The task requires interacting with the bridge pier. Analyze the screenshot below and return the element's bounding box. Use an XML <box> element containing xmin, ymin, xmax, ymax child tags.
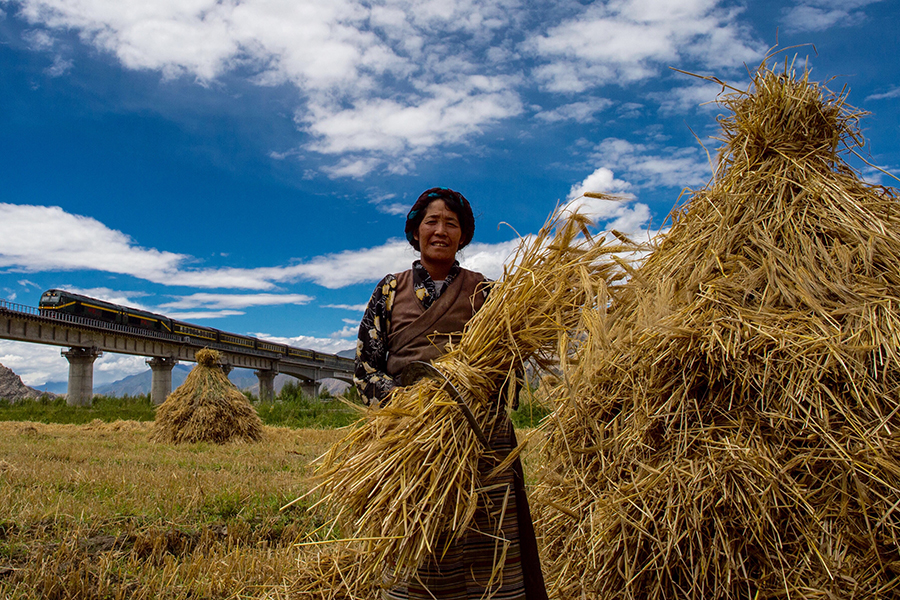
<box><xmin>255</xmin><ymin>369</ymin><xmax>276</xmax><ymax>402</ymax></box>
<box><xmin>220</xmin><ymin>363</ymin><xmax>233</xmax><ymax>376</ymax></box>
<box><xmin>147</xmin><ymin>357</ymin><xmax>178</xmax><ymax>405</ymax></box>
<box><xmin>63</xmin><ymin>347</ymin><xmax>101</xmax><ymax>407</ymax></box>
<box><xmin>300</xmin><ymin>379</ymin><xmax>318</xmax><ymax>399</ymax></box>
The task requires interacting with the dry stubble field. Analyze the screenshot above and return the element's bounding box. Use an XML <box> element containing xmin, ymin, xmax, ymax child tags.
<box><xmin>0</xmin><ymin>419</ymin><xmax>542</xmax><ymax>599</ymax></box>
<box><xmin>0</xmin><ymin>419</ymin><xmax>352</xmax><ymax>599</ymax></box>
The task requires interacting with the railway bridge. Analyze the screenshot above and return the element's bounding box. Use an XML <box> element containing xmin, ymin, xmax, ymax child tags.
<box><xmin>0</xmin><ymin>298</ymin><xmax>354</xmax><ymax>406</ymax></box>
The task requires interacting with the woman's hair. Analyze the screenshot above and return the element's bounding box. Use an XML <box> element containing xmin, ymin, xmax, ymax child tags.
<box><xmin>404</xmin><ymin>187</ymin><xmax>475</xmax><ymax>251</ymax></box>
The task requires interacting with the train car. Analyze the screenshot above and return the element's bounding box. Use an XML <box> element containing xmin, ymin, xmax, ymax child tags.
<box><xmin>256</xmin><ymin>339</ymin><xmax>286</xmax><ymax>354</ymax></box>
<box><xmin>39</xmin><ymin>289</ymin><xmax>174</xmax><ymax>333</ymax></box>
<box><xmin>218</xmin><ymin>331</ymin><xmax>256</xmax><ymax>350</ymax></box>
<box><xmin>286</xmin><ymin>346</ymin><xmax>316</xmax><ymax>360</ymax></box>
<box><xmin>171</xmin><ymin>320</ymin><xmax>219</xmax><ymax>344</ymax></box>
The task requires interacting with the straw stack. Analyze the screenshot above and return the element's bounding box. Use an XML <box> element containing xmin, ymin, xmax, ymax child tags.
<box><xmin>152</xmin><ymin>348</ymin><xmax>263</xmax><ymax>444</ymax></box>
<box><xmin>534</xmin><ymin>63</ymin><xmax>900</xmax><ymax>598</ymax></box>
<box><xmin>306</xmin><ymin>214</ymin><xmax>631</xmax><ymax>589</ymax></box>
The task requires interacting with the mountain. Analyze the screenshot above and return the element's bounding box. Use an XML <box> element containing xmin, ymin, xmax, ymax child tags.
<box><xmin>33</xmin><ymin>380</ymin><xmax>68</xmax><ymax>395</ymax></box>
<box><xmin>93</xmin><ymin>363</ymin><xmax>354</xmax><ymax>398</ymax></box>
<box><xmin>93</xmin><ymin>364</ymin><xmax>193</xmax><ymax>396</ymax></box>
<box><xmin>0</xmin><ymin>362</ymin><xmax>55</xmax><ymax>401</ymax></box>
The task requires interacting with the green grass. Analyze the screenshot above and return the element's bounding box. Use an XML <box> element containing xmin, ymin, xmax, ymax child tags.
<box><xmin>0</xmin><ymin>382</ymin><xmax>362</xmax><ymax>428</ymax></box>
<box><xmin>255</xmin><ymin>381</ymin><xmax>362</xmax><ymax>428</ymax></box>
<box><xmin>0</xmin><ymin>394</ymin><xmax>156</xmax><ymax>424</ymax></box>
<box><xmin>1</xmin><ymin>380</ymin><xmax>547</xmax><ymax>429</ymax></box>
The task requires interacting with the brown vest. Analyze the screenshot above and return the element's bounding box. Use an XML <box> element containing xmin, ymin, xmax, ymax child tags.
<box><xmin>385</xmin><ymin>268</ymin><xmax>486</xmax><ymax>376</ymax></box>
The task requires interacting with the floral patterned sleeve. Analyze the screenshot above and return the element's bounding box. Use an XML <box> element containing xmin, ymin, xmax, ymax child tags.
<box><xmin>354</xmin><ymin>274</ymin><xmax>398</xmax><ymax>405</ymax></box>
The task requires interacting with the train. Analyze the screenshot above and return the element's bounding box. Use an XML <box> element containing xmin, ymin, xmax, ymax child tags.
<box><xmin>38</xmin><ymin>288</ymin><xmax>327</xmax><ymax>362</ymax></box>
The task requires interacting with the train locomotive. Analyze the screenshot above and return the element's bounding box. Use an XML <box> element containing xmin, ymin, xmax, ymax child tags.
<box><xmin>38</xmin><ymin>289</ymin><xmax>320</xmax><ymax>361</ymax></box>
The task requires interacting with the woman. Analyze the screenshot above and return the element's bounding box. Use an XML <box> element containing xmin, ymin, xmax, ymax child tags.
<box><xmin>355</xmin><ymin>187</ymin><xmax>547</xmax><ymax>600</ymax></box>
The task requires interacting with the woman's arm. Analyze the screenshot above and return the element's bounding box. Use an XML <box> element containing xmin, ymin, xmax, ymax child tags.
<box><xmin>353</xmin><ymin>274</ymin><xmax>398</xmax><ymax>405</ymax></box>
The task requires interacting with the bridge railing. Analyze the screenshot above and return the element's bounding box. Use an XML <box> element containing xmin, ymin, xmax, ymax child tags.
<box><xmin>0</xmin><ymin>298</ymin><xmax>42</xmax><ymax>316</ymax></box>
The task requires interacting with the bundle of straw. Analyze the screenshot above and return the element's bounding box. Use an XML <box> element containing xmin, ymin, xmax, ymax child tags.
<box><xmin>152</xmin><ymin>348</ymin><xmax>263</xmax><ymax>444</ymax></box>
<box><xmin>534</xmin><ymin>61</ymin><xmax>900</xmax><ymax>599</ymax></box>
<box><xmin>306</xmin><ymin>214</ymin><xmax>631</xmax><ymax>588</ymax></box>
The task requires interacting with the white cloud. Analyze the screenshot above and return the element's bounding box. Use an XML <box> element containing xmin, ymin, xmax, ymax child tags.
<box><xmin>44</xmin><ymin>55</ymin><xmax>73</xmax><ymax>76</ymax></box>
<box><xmin>525</xmin><ymin>0</ymin><xmax>763</xmax><ymax>92</ymax></box>
<box><xmin>5</xmin><ymin>0</ymin><xmax>766</xmax><ymax>176</ymax></box>
<box><xmin>566</xmin><ymin>167</ymin><xmax>631</xmax><ymax>200</ymax></box>
<box><xmin>535</xmin><ymin>98</ymin><xmax>614</xmax><ymax>123</ymax></box>
<box><xmin>0</xmin><ymin>203</ymin><xmax>187</xmax><ymax>280</ymax></box>
<box><xmin>0</xmin><ymin>205</ymin><xmax>301</xmax><ymax>292</ymax></box>
<box><xmin>589</xmin><ymin>138</ymin><xmax>711</xmax><ymax>189</ymax></box>
<box><xmin>159</xmin><ymin>293</ymin><xmax>313</xmax><ymax>310</ymax></box>
<box><xmin>458</xmin><ymin>239</ymin><xmax>522</xmax><ymax>280</ymax></box>
<box><xmin>93</xmin><ymin>353</ymin><xmax>150</xmax><ymax>383</ymax></box>
<box><xmin>866</xmin><ymin>87</ymin><xmax>900</xmax><ymax>102</ymax></box>
<box><xmin>0</xmin><ymin>340</ymin><xmax>148</xmax><ymax>386</ymax></box>
<box><xmin>7</xmin><ymin>0</ymin><xmax>525</xmax><ymax>175</ymax></box>
<box><xmin>330</xmin><ymin>325</ymin><xmax>358</xmax><ymax>339</ymax></box>
<box><xmin>560</xmin><ymin>172</ymin><xmax>652</xmax><ymax>239</ymax></box>
<box><xmin>22</xmin><ymin>27</ymin><xmax>54</xmax><ymax>50</ymax></box>
<box><xmin>165</xmin><ymin>310</ymin><xmax>245</xmax><ymax>320</ymax></box>
<box><xmin>0</xmin><ymin>340</ymin><xmax>68</xmax><ymax>386</ymax></box>
<box><xmin>781</xmin><ymin>0</ymin><xmax>882</xmax><ymax>33</ymax></box>
<box><xmin>650</xmin><ymin>81</ymin><xmax>729</xmax><ymax>115</ymax></box>
<box><xmin>303</xmin><ymin>85</ymin><xmax>523</xmax><ymax>158</ymax></box>
<box><xmin>324</xmin><ymin>303</ymin><xmax>369</xmax><ymax>311</ymax></box>
<box><xmin>249</xmin><ymin>332</ymin><xmax>354</xmax><ymax>354</ymax></box>
<box><xmin>0</xmin><ymin>202</ymin><xmax>535</xmax><ymax>291</ymax></box>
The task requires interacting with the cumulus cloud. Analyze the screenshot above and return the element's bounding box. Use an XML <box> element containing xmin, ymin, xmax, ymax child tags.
<box><xmin>866</xmin><ymin>87</ymin><xmax>900</xmax><ymax>102</ymax></box>
<box><xmin>0</xmin><ymin>339</ymin><xmax>148</xmax><ymax>386</ymax></box>
<box><xmin>164</xmin><ymin>310</ymin><xmax>245</xmax><ymax>320</ymax></box>
<box><xmin>0</xmin><ymin>202</ymin><xmax>532</xmax><ymax>291</ymax></box>
<box><xmin>159</xmin><ymin>293</ymin><xmax>314</xmax><ymax>310</ymax></box>
<box><xmin>650</xmin><ymin>80</ymin><xmax>730</xmax><ymax>115</ymax></box>
<box><xmin>0</xmin><ymin>203</ymin><xmax>186</xmax><ymax>278</ymax></box>
<box><xmin>781</xmin><ymin>0</ymin><xmax>882</xmax><ymax>32</ymax></box>
<box><xmin>525</xmin><ymin>0</ymin><xmax>764</xmax><ymax>93</ymax></box>
<box><xmin>248</xmin><ymin>332</ymin><xmax>355</xmax><ymax>354</ymax></box>
<box><xmin>0</xmin><ymin>340</ymin><xmax>69</xmax><ymax>386</ymax></box>
<box><xmin>324</xmin><ymin>303</ymin><xmax>369</xmax><ymax>312</ymax></box>
<box><xmin>566</xmin><ymin>166</ymin><xmax>631</xmax><ymax>199</ymax></box>
<box><xmin>0</xmin><ymin>203</ymin><xmax>312</xmax><ymax>290</ymax></box>
<box><xmin>558</xmin><ymin>167</ymin><xmax>654</xmax><ymax>239</ymax></box>
<box><xmin>5</xmin><ymin>0</ymin><xmax>764</xmax><ymax>176</ymax></box>
<box><xmin>6</xmin><ymin>0</ymin><xmax>526</xmax><ymax>175</ymax></box>
<box><xmin>535</xmin><ymin>98</ymin><xmax>614</xmax><ymax>123</ymax></box>
<box><xmin>589</xmin><ymin>138</ymin><xmax>711</xmax><ymax>189</ymax></box>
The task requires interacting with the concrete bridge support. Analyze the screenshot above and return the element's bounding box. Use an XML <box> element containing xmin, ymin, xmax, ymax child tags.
<box><xmin>147</xmin><ymin>357</ymin><xmax>178</xmax><ymax>405</ymax></box>
<box><xmin>255</xmin><ymin>369</ymin><xmax>276</xmax><ymax>402</ymax></box>
<box><xmin>300</xmin><ymin>379</ymin><xmax>318</xmax><ymax>399</ymax></box>
<box><xmin>63</xmin><ymin>347</ymin><xmax>101</xmax><ymax>407</ymax></box>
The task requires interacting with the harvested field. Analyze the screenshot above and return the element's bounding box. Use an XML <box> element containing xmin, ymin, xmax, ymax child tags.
<box><xmin>0</xmin><ymin>420</ymin><xmax>543</xmax><ymax>599</ymax></box>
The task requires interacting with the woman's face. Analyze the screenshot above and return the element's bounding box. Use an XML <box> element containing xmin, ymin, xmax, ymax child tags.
<box><xmin>414</xmin><ymin>199</ymin><xmax>462</xmax><ymax>267</ymax></box>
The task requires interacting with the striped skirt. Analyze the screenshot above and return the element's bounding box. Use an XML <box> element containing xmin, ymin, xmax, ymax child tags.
<box><xmin>382</xmin><ymin>416</ymin><xmax>528</xmax><ymax>600</ymax></box>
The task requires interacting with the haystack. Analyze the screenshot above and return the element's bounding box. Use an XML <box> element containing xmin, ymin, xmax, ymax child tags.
<box><xmin>152</xmin><ymin>348</ymin><xmax>263</xmax><ymax>444</ymax></box>
<box><xmin>306</xmin><ymin>215</ymin><xmax>630</xmax><ymax>590</ymax></box>
<box><xmin>534</xmin><ymin>62</ymin><xmax>900</xmax><ymax>598</ymax></box>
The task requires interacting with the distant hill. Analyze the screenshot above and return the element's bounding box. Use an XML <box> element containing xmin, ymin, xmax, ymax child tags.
<box><xmin>0</xmin><ymin>362</ymin><xmax>55</xmax><ymax>401</ymax></box>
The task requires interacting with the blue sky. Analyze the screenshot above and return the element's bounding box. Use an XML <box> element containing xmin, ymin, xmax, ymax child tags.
<box><xmin>1</xmin><ymin>0</ymin><xmax>898</xmax><ymax>387</ymax></box>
